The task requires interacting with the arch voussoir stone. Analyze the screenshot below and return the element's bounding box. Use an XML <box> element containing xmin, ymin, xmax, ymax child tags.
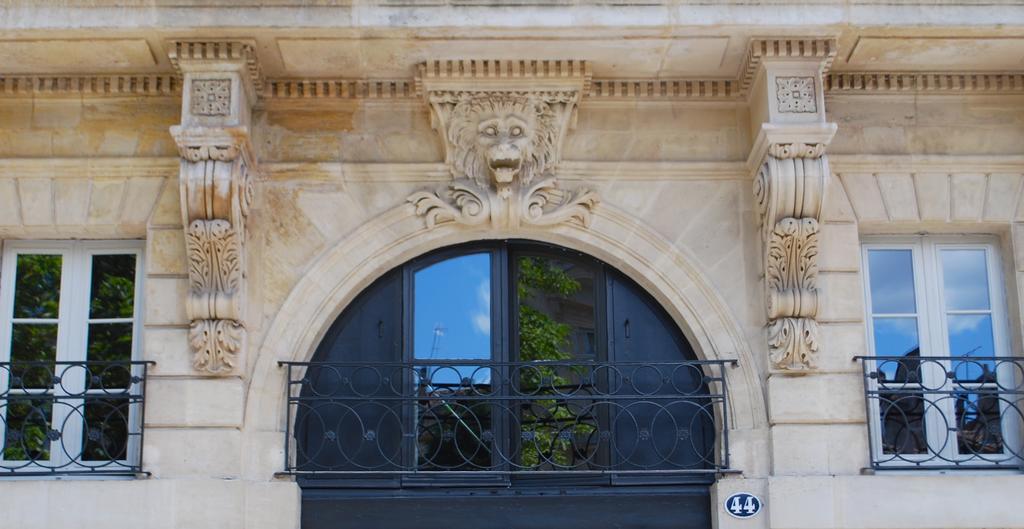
<box><xmin>243</xmin><ymin>202</ymin><xmax>767</xmax><ymax>477</ymax></box>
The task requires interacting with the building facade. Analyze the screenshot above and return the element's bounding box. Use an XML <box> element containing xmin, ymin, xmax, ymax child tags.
<box><xmin>1</xmin><ymin>2</ymin><xmax>1023</xmax><ymax>528</ymax></box>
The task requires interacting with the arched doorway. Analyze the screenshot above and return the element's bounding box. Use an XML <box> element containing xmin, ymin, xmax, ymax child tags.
<box><xmin>287</xmin><ymin>241</ymin><xmax>727</xmax><ymax>529</ymax></box>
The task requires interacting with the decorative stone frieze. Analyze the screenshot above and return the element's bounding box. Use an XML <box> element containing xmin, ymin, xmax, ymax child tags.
<box><xmin>169</xmin><ymin>39</ymin><xmax>260</xmax><ymax>375</ymax></box>
<box><xmin>409</xmin><ymin>60</ymin><xmax>598</xmax><ymax>230</ymax></box>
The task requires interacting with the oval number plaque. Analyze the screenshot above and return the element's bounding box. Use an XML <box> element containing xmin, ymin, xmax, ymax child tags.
<box><xmin>724</xmin><ymin>492</ymin><xmax>762</xmax><ymax>519</ymax></box>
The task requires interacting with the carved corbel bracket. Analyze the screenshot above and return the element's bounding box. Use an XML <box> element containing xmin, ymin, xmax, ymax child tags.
<box><xmin>171</xmin><ymin>126</ymin><xmax>256</xmax><ymax>374</ymax></box>
<box><xmin>752</xmin><ymin>136</ymin><xmax>831</xmax><ymax>371</ymax></box>
<box><xmin>408</xmin><ymin>60</ymin><xmax>599</xmax><ymax>230</ymax></box>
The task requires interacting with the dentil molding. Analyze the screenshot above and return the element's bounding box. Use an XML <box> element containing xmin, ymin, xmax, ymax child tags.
<box><xmin>408</xmin><ymin>60</ymin><xmax>599</xmax><ymax>230</ymax></box>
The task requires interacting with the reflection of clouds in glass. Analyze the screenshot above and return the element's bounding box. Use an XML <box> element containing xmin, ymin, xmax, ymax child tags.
<box><xmin>947</xmin><ymin>314</ymin><xmax>995</xmax><ymax>357</ymax></box>
<box><xmin>868</xmin><ymin>250</ymin><xmax>916</xmax><ymax>314</ymax></box>
<box><xmin>471</xmin><ymin>279</ymin><xmax>490</xmax><ymax>335</ymax></box>
<box><xmin>940</xmin><ymin>250</ymin><xmax>990</xmax><ymax>311</ymax></box>
<box><xmin>873</xmin><ymin>317</ymin><xmax>919</xmax><ymax>357</ymax></box>
<box><xmin>947</xmin><ymin>313</ymin><xmax>986</xmax><ymax>334</ymax></box>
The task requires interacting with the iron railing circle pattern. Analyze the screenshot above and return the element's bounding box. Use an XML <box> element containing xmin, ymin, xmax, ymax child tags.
<box><xmin>282</xmin><ymin>359</ymin><xmax>732</xmax><ymax>478</ymax></box>
<box><xmin>857</xmin><ymin>355</ymin><xmax>1024</xmax><ymax>470</ymax></box>
<box><xmin>0</xmin><ymin>361</ymin><xmax>151</xmax><ymax>476</ymax></box>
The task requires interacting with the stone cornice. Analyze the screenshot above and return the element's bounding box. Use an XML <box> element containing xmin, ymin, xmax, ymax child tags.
<box><xmin>6</xmin><ymin>73</ymin><xmax>1024</xmax><ymax>100</ymax></box>
<box><xmin>740</xmin><ymin>37</ymin><xmax>838</xmax><ymax>94</ymax></box>
<box><xmin>0</xmin><ymin>75</ymin><xmax>181</xmax><ymax>97</ymax></box>
<box><xmin>414</xmin><ymin>59</ymin><xmax>592</xmax><ymax>96</ymax></box>
<box><xmin>825</xmin><ymin>72</ymin><xmax>1024</xmax><ymax>94</ymax></box>
<box><xmin>168</xmin><ymin>39</ymin><xmax>264</xmax><ymax>94</ymax></box>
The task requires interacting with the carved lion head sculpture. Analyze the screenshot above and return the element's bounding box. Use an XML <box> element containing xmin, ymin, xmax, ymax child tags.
<box><xmin>447</xmin><ymin>93</ymin><xmax>558</xmax><ymax>190</ymax></box>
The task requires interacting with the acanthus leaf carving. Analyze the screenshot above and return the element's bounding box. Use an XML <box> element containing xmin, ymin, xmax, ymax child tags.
<box><xmin>190</xmin><ymin>319</ymin><xmax>243</xmax><ymax>374</ymax></box>
<box><xmin>768</xmin><ymin>317</ymin><xmax>819</xmax><ymax>371</ymax></box>
<box><xmin>754</xmin><ymin>142</ymin><xmax>829</xmax><ymax>371</ymax></box>
<box><xmin>172</xmin><ymin>126</ymin><xmax>255</xmax><ymax>375</ymax></box>
<box><xmin>765</xmin><ymin>217</ymin><xmax>819</xmax><ymax>320</ymax></box>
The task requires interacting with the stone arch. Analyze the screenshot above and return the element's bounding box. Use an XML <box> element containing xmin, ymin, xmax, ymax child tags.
<box><xmin>243</xmin><ymin>201</ymin><xmax>767</xmax><ymax>472</ymax></box>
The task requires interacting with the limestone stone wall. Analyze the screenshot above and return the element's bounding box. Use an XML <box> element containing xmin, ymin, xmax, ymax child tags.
<box><xmin>0</xmin><ymin>85</ymin><xmax>1022</xmax><ymax>529</ymax></box>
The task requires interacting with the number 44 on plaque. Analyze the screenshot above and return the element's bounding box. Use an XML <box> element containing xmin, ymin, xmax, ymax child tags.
<box><xmin>724</xmin><ymin>493</ymin><xmax>762</xmax><ymax>519</ymax></box>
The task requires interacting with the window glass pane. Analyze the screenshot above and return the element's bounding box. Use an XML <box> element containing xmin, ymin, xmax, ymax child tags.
<box><xmin>877</xmin><ymin>393</ymin><xmax>929</xmax><ymax>455</ymax></box>
<box><xmin>2</xmin><ymin>398</ymin><xmax>53</xmax><ymax>462</ymax></box>
<box><xmin>10</xmin><ymin>324</ymin><xmax>58</xmax><ymax>389</ymax></box>
<box><xmin>515</xmin><ymin>255</ymin><xmax>600</xmax><ymax>470</ymax></box>
<box><xmin>413</xmin><ymin>253</ymin><xmax>491</xmax><ymax>361</ymax></box>
<box><xmin>867</xmin><ymin>249</ymin><xmax>917</xmax><ymax>314</ymax></box>
<box><xmin>87</xmin><ymin>323</ymin><xmax>134</xmax><ymax>389</ymax></box>
<box><xmin>940</xmin><ymin>249</ymin><xmax>990</xmax><ymax>311</ymax></box>
<box><xmin>954</xmin><ymin>390</ymin><xmax>1004</xmax><ymax>456</ymax></box>
<box><xmin>413</xmin><ymin>253</ymin><xmax>494</xmax><ymax>471</ymax></box>
<box><xmin>948</xmin><ymin>314</ymin><xmax>997</xmax><ymax>381</ymax></box>
<box><xmin>89</xmin><ymin>254</ymin><xmax>137</xmax><ymax>319</ymax></box>
<box><xmin>516</xmin><ymin>255</ymin><xmax>597</xmax><ymax>362</ymax></box>
<box><xmin>13</xmin><ymin>254</ymin><xmax>62</xmax><ymax>319</ymax></box>
<box><xmin>872</xmin><ymin>314</ymin><xmax>919</xmax><ymax>358</ymax></box>
<box><xmin>81</xmin><ymin>398</ymin><xmax>130</xmax><ymax>462</ymax></box>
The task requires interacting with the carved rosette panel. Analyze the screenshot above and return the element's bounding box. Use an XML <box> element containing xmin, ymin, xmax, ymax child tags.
<box><xmin>173</xmin><ymin>128</ymin><xmax>255</xmax><ymax>375</ymax></box>
<box><xmin>754</xmin><ymin>143</ymin><xmax>829</xmax><ymax>370</ymax></box>
<box><xmin>191</xmin><ymin>79</ymin><xmax>232</xmax><ymax>116</ymax></box>
<box><xmin>775</xmin><ymin>77</ymin><xmax>817</xmax><ymax>113</ymax></box>
<box><xmin>409</xmin><ymin>91</ymin><xmax>598</xmax><ymax>230</ymax></box>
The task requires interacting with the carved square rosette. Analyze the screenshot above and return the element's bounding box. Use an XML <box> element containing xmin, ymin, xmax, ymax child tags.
<box><xmin>775</xmin><ymin>77</ymin><xmax>818</xmax><ymax>113</ymax></box>
<box><xmin>191</xmin><ymin>78</ymin><xmax>232</xmax><ymax>116</ymax></box>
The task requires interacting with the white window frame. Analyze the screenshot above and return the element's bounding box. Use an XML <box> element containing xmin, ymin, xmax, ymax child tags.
<box><xmin>861</xmin><ymin>234</ymin><xmax>1019</xmax><ymax>468</ymax></box>
<box><xmin>0</xmin><ymin>240</ymin><xmax>145</xmax><ymax>474</ymax></box>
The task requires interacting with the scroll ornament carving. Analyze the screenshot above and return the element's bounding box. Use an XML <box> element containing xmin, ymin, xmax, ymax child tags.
<box><xmin>409</xmin><ymin>92</ymin><xmax>598</xmax><ymax>230</ymax></box>
<box><xmin>753</xmin><ymin>143</ymin><xmax>828</xmax><ymax>370</ymax></box>
<box><xmin>173</xmin><ymin>128</ymin><xmax>255</xmax><ymax>374</ymax></box>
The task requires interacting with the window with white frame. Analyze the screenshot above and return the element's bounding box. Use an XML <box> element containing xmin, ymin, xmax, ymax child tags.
<box><xmin>860</xmin><ymin>236</ymin><xmax>1022</xmax><ymax>469</ymax></box>
<box><xmin>0</xmin><ymin>240</ymin><xmax>148</xmax><ymax>476</ymax></box>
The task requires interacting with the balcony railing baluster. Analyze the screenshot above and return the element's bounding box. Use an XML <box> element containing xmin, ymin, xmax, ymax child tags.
<box><xmin>857</xmin><ymin>355</ymin><xmax>1024</xmax><ymax>470</ymax></box>
<box><xmin>280</xmin><ymin>359</ymin><xmax>733</xmax><ymax>479</ymax></box>
<box><xmin>0</xmin><ymin>360</ymin><xmax>152</xmax><ymax>476</ymax></box>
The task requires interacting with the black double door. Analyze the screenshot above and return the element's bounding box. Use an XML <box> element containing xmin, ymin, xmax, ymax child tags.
<box><xmin>298</xmin><ymin>242</ymin><xmax>713</xmax><ymax>529</ymax></box>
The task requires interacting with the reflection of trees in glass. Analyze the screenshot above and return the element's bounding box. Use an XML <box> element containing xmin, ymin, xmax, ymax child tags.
<box><xmin>90</xmin><ymin>255</ymin><xmax>136</xmax><ymax>319</ymax></box>
<box><xmin>517</xmin><ymin>257</ymin><xmax>596</xmax><ymax>469</ymax></box>
<box><xmin>3</xmin><ymin>254</ymin><xmax>136</xmax><ymax>462</ymax></box>
<box><xmin>13</xmin><ymin>254</ymin><xmax>61</xmax><ymax>319</ymax></box>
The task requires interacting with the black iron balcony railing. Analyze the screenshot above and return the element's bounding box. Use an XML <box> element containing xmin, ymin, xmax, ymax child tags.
<box><xmin>857</xmin><ymin>355</ymin><xmax>1024</xmax><ymax>470</ymax></box>
<box><xmin>280</xmin><ymin>359</ymin><xmax>733</xmax><ymax>479</ymax></box>
<box><xmin>0</xmin><ymin>361</ymin><xmax>152</xmax><ymax>476</ymax></box>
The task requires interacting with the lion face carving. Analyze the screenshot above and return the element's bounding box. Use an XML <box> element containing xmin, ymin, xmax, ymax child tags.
<box><xmin>447</xmin><ymin>93</ymin><xmax>558</xmax><ymax>190</ymax></box>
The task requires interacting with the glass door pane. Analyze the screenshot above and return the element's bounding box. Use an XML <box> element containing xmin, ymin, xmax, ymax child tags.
<box><xmin>513</xmin><ymin>254</ymin><xmax>599</xmax><ymax>472</ymax></box>
<box><xmin>3</xmin><ymin>253</ymin><xmax>63</xmax><ymax>466</ymax></box>
<box><xmin>412</xmin><ymin>253</ymin><xmax>494</xmax><ymax>472</ymax></box>
<box><xmin>866</xmin><ymin>249</ymin><xmax>932</xmax><ymax>459</ymax></box>
<box><xmin>937</xmin><ymin>248</ymin><xmax>1007</xmax><ymax>459</ymax></box>
<box><xmin>82</xmin><ymin>254</ymin><xmax>137</xmax><ymax>463</ymax></box>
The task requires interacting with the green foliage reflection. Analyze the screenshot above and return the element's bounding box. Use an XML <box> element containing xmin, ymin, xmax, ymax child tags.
<box><xmin>517</xmin><ymin>257</ymin><xmax>596</xmax><ymax>469</ymax></box>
